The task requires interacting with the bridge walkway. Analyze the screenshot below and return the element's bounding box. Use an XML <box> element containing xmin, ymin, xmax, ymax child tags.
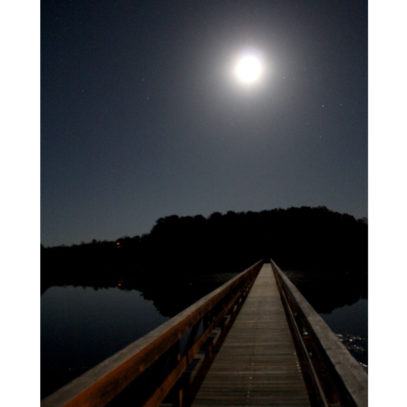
<box><xmin>191</xmin><ymin>263</ymin><xmax>310</xmax><ymax>406</ymax></box>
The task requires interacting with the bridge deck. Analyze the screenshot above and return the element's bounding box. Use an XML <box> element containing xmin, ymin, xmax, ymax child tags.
<box><xmin>191</xmin><ymin>263</ymin><xmax>310</xmax><ymax>406</ymax></box>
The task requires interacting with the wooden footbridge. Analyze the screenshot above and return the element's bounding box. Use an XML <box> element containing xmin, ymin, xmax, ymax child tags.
<box><xmin>42</xmin><ymin>260</ymin><xmax>367</xmax><ymax>407</ymax></box>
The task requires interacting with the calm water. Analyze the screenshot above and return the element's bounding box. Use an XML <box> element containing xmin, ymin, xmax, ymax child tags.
<box><xmin>320</xmin><ymin>298</ymin><xmax>368</xmax><ymax>366</ymax></box>
<box><xmin>41</xmin><ymin>286</ymin><xmax>168</xmax><ymax>398</ymax></box>
<box><xmin>42</xmin><ymin>276</ymin><xmax>367</xmax><ymax>398</ymax></box>
<box><xmin>320</xmin><ymin>298</ymin><xmax>367</xmax><ymax>337</ymax></box>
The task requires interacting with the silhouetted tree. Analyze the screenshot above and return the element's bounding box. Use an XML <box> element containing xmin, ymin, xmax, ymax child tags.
<box><xmin>41</xmin><ymin>206</ymin><xmax>368</xmax><ymax>309</ymax></box>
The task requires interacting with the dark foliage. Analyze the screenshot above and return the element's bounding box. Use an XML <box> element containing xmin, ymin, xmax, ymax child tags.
<box><xmin>41</xmin><ymin>206</ymin><xmax>367</xmax><ymax>313</ymax></box>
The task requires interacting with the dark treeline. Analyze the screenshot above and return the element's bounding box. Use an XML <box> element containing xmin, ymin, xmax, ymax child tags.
<box><xmin>42</xmin><ymin>206</ymin><xmax>367</xmax><ymax>314</ymax></box>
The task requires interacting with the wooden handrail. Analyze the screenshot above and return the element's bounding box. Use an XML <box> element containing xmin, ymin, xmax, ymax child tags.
<box><xmin>271</xmin><ymin>259</ymin><xmax>367</xmax><ymax>407</ymax></box>
<box><xmin>42</xmin><ymin>260</ymin><xmax>263</xmax><ymax>407</ymax></box>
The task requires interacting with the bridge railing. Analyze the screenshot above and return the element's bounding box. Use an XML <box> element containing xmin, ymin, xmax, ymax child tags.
<box><xmin>42</xmin><ymin>260</ymin><xmax>263</xmax><ymax>407</ymax></box>
<box><xmin>271</xmin><ymin>259</ymin><xmax>368</xmax><ymax>407</ymax></box>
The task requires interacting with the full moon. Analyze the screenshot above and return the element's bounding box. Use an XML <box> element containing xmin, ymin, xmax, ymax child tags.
<box><xmin>233</xmin><ymin>53</ymin><xmax>264</xmax><ymax>86</ymax></box>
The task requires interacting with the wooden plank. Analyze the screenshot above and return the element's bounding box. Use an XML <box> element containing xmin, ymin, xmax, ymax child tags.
<box><xmin>42</xmin><ymin>261</ymin><xmax>263</xmax><ymax>407</ymax></box>
<box><xmin>190</xmin><ymin>264</ymin><xmax>310</xmax><ymax>406</ymax></box>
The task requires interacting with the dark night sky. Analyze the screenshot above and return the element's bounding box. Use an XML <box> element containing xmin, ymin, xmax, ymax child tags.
<box><xmin>41</xmin><ymin>0</ymin><xmax>367</xmax><ymax>246</ymax></box>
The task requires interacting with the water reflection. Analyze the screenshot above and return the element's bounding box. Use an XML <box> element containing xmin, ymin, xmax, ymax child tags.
<box><xmin>42</xmin><ymin>268</ymin><xmax>367</xmax><ymax>398</ymax></box>
<box><xmin>41</xmin><ymin>286</ymin><xmax>168</xmax><ymax>398</ymax></box>
<box><xmin>41</xmin><ymin>273</ymin><xmax>236</xmax><ymax>399</ymax></box>
<box><xmin>284</xmin><ymin>270</ymin><xmax>367</xmax><ymax>367</ymax></box>
<box><xmin>321</xmin><ymin>299</ymin><xmax>368</xmax><ymax>366</ymax></box>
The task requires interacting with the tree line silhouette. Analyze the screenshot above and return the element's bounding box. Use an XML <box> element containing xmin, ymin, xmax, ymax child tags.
<box><xmin>42</xmin><ymin>206</ymin><xmax>367</xmax><ymax>314</ymax></box>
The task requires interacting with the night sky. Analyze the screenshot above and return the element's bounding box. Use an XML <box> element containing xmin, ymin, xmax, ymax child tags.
<box><xmin>41</xmin><ymin>0</ymin><xmax>367</xmax><ymax>246</ymax></box>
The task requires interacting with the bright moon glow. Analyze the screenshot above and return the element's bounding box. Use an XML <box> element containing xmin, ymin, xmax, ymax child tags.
<box><xmin>234</xmin><ymin>53</ymin><xmax>264</xmax><ymax>86</ymax></box>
